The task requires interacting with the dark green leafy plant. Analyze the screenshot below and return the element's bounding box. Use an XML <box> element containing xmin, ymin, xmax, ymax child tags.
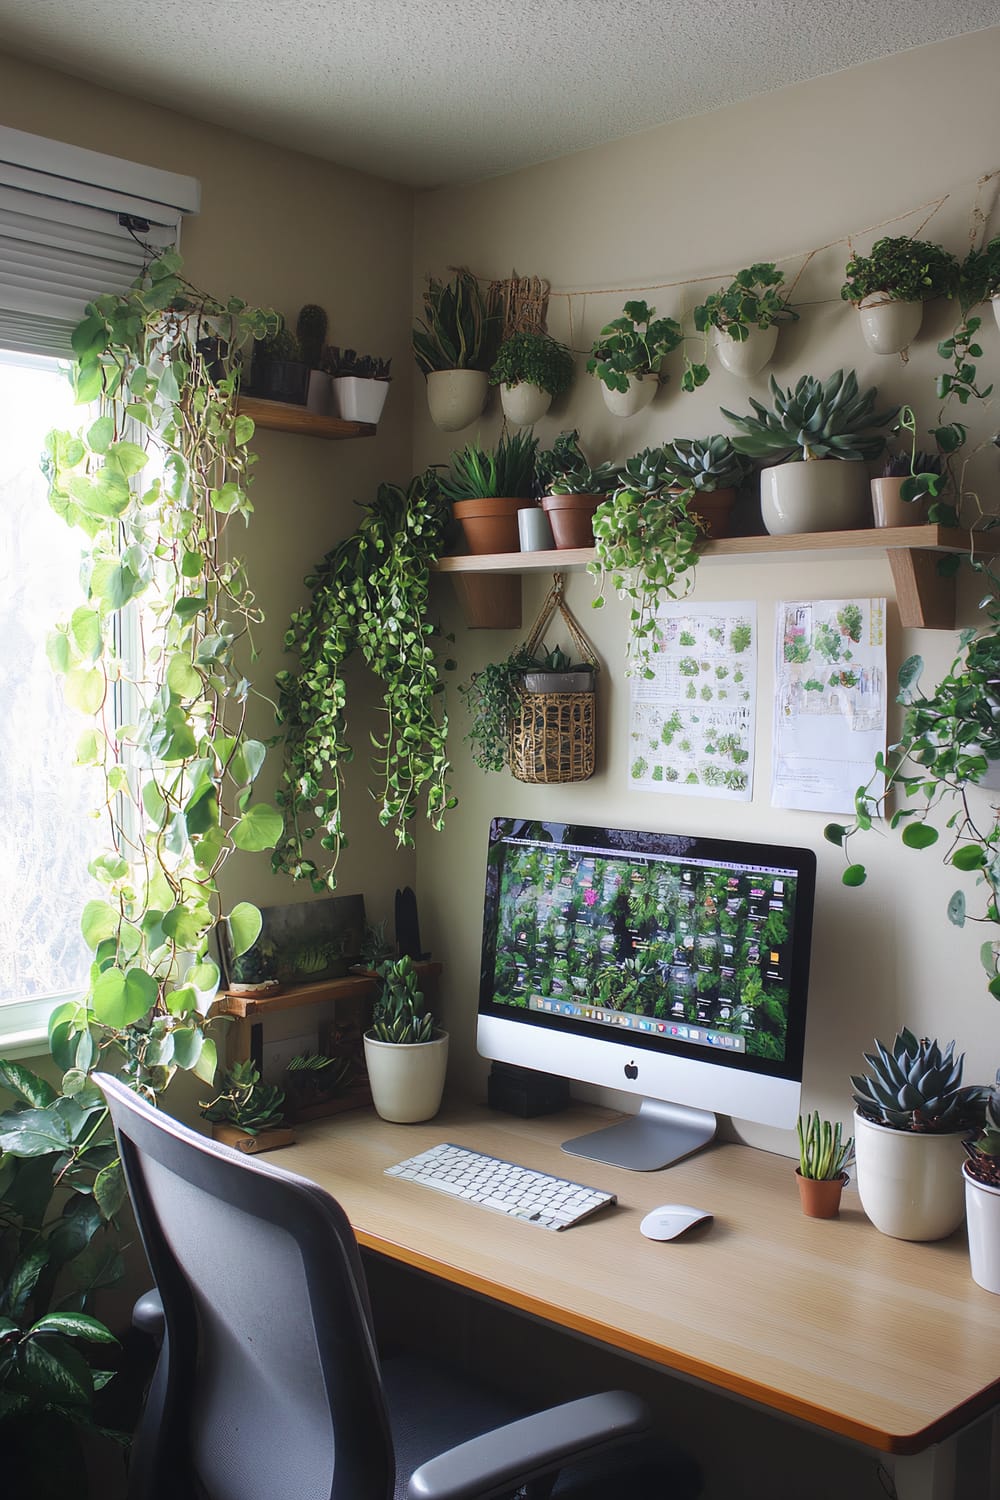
<box><xmin>254</xmin><ymin>322</ymin><xmax>300</xmax><ymax>362</ymax></box>
<box><xmin>324</xmin><ymin>346</ymin><xmax>392</xmax><ymax>380</ymax></box>
<box><xmin>490</xmin><ymin>332</ymin><xmax>574</xmax><ymax>396</ymax></box>
<box><xmin>957</xmin><ymin>236</ymin><xmax>1000</xmax><ymax>309</ymax></box>
<box><xmin>534</xmin><ymin>430</ymin><xmax>619</xmax><ymax>497</ymax></box>
<box><xmin>295</xmin><ymin>304</ymin><xmax>328</xmax><ymax>368</ymax></box>
<box><xmin>439</xmin><ymin>429</ymin><xmax>539</xmax><ymax>503</ymax></box>
<box><xmin>851</xmin><ymin>1029</ymin><xmax>985</xmax><ymax>1133</ymax></box>
<box><xmin>412</xmin><ymin>268</ymin><xmax>498</xmax><ymax>375</ymax></box>
<box><xmin>274</xmin><ymin>471</ymin><xmax>455</xmax><ymax>891</ymax></box>
<box><xmin>199</xmin><ymin>1060</ymin><xmax>286</xmax><ymax>1135</ymax></box>
<box><xmin>796</xmin><ymin>1112</ymin><xmax>853</xmax><ymax>1179</ymax></box>
<box><xmin>368</xmin><ymin>956</ymin><xmax>435</xmax><ymax>1044</ymax></box>
<box><xmin>965</xmin><ymin>1071</ymin><xmax>1000</xmax><ymax>1184</ymax></box>
<box><xmin>659</xmin><ymin>435</ymin><xmax>753</xmax><ymax>493</ymax></box>
<box><xmin>722</xmin><ymin>369</ymin><xmax>897</xmax><ymax>462</ymax></box>
<box><xmin>684</xmin><ymin>264</ymin><xmax>798</xmax><ymax>391</ymax></box>
<box><xmin>840</xmin><ymin>236</ymin><xmax>960</xmax><ymax>304</ymax></box>
<box><xmin>586</xmin><ymin>300</ymin><xmax>683</xmax><ymax>393</ymax></box>
<box><xmin>283</xmin><ymin>1054</ymin><xmax>354</xmax><ymax>1113</ymax></box>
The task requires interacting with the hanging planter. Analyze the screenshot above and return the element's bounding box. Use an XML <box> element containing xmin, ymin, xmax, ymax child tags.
<box><xmin>491</xmin><ymin>331</ymin><xmax>574</xmax><ymax>427</ymax></box>
<box><xmin>857</xmin><ymin>295</ymin><xmax>923</xmax><ymax>355</ymax></box>
<box><xmin>841</xmin><ymin>236</ymin><xmax>959</xmax><ymax>355</ymax></box>
<box><xmin>586</xmin><ymin>300</ymin><xmax>681</xmax><ymax>416</ymax></box>
<box><xmin>426</xmin><ymin>369</ymin><xmax>489</xmax><ymax>431</ymax></box>
<box><xmin>412</xmin><ymin>267</ymin><xmax>496</xmax><ymax>431</ymax></box>
<box><xmin>712</xmin><ymin>322</ymin><xmax>779</xmax><ymax>377</ymax></box>
<box><xmin>500</xmin><ymin>381</ymin><xmax>551</xmax><ymax>425</ymax></box>
<box><xmin>691</xmin><ymin>264</ymin><xmax>797</xmax><ymax>386</ymax></box>
<box><xmin>600</xmin><ymin>373</ymin><xmax>657</xmax><ymax>418</ymax></box>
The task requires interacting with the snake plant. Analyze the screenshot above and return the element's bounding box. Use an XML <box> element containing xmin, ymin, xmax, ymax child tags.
<box><xmin>722</xmin><ymin>369</ymin><xmax>898</xmax><ymax>462</ymax></box>
<box><xmin>412</xmin><ymin>267</ymin><xmax>497</xmax><ymax>374</ymax></box>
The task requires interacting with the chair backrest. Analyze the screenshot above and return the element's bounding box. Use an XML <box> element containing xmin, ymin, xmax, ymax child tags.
<box><xmin>97</xmin><ymin>1073</ymin><xmax>394</xmax><ymax>1500</ymax></box>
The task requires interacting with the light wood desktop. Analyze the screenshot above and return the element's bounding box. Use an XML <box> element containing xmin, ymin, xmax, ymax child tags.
<box><xmin>280</xmin><ymin>1097</ymin><xmax>1000</xmax><ymax>1500</ymax></box>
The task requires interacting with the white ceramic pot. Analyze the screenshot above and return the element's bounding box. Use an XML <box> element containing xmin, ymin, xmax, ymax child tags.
<box><xmin>712</xmin><ymin>322</ymin><xmax>779</xmax><ymax>378</ymax></box>
<box><xmin>500</xmin><ymin>381</ymin><xmax>551</xmax><ymax>426</ymax></box>
<box><xmin>853</xmin><ymin>1110</ymin><xmax>967</xmax><ymax>1241</ymax></box>
<box><xmin>760</xmin><ymin>459</ymin><xmax>870</xmax><ymax>535</ymax></box>
<box><xmin>857</xmin><ymin>295</ymin><xmax>923</xmax><ymax>355</ymax></box>
<box><xmin>964</xmin><ymin>1162</ymin><xmax>1000</xmax><ymax>1293</ymax></box>
<box><xmin>331</xmin><ymin>376</ymin><xmax>390</xmax><ymax>425</ymax></box>
<box><xmin>993</xmin><ymin>295</ymin><xmax>1000</xmax><ymax>334</ymax></box>
<box><xmin>425</xmin><ymin>370</ymin><xmax>488</xmax><ymax>431</ymax></box>
<box><xmin>599</xmin><ymin>373</ymin><xmax>657</xmax><ymax>418</ymax></box>
<box><xmin>364</xmin><ymin>1030</ymin><xmax>449</xmax><ymax>1123</ymax></box>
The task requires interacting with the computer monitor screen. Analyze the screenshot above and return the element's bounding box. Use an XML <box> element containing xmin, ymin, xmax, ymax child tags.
<box><xmin>477</xmin><ymin>817</ymin><xmax>816</xmax><ymax>1170</ymax></box>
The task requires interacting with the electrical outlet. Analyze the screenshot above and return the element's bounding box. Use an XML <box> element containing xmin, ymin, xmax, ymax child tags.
<box><xmin>261</xmin><ymin>1032</ymin><xmax>316</xmax><ymax>1086</ymax></box>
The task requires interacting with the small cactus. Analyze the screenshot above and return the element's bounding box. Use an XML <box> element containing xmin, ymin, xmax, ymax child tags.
<box><xmin>296</xmin><ymin>303</ymin><xmax>329</xmax><ymax>368</ymax></box>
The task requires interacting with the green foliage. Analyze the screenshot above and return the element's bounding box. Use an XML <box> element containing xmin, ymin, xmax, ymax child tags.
<box><xmin>439</xmin><ymin>429</ymin><xmax>539</xmax><ymax>503</ymax></box>
<box><xmin>369</xmin><ymin>956</ymin><xmax>435</xmax><ymax>1044</ymax></box>
<box><xmin>534</xmin><ymin>430</ymin><xmax>619</xmax><ymax>497</ymax></box>
<box><xmin>695</xmin><ymin>263</ymin><xmax>798</xmax><ymax>338</ymax></box>
<box><xmin>412</xmin><ymin>268</ymin><xmax>498</xmax><ymax>375</ymax></box>
<box><xmin>200</xmin><ymin>1060</ymin><xmax>285</xmax><ymax>1134</ymax></box>
<box><xmin>323</xmin><ymin>346</ymin><xmax>392</xmax><ymax>380</ymax></box>
<box><xmin>851</xmin><ymin>1029</ymin><xmax>985</xmax><ymax>1133</ymax></box>
<box><xmin>274</xmin><ymin>471</ymin><xmax>454</xmax><ymax>891</ymax></box>
<box><xmin>43</xmin><ymin>249</ymin><xmax>281</xmax><ymax>1096</ymax></box>
<box><xmin>722</xmin><ymin>369</ymin><xmax>897</xmax><ymax>463</ymax></box>
<box><xmin>586</xmin><ymin>299</ymin><xmax>683</xmax><ymax>393</ymax></box>
<box><xmin>490</xmin><ymin>332</ymin><xmax>574</xmax><ymax>396</ymax></box>
<box><xmin>796</xmin><ymin>1111</ymin><xmax>853</xmax><ymax>1180</ymax></box>
<box><xmin>658</xmin><ymin>434</ymin><xmax>752</xmax><ymax>493</ymax></box>
<box><xmin>966</xmin><ymin>1072</ymin><xmax>1000</xmax><ymax>1184</ymax></box>
<box><xmin>460</xmin><ymin>642</ymin><xmax>589</xmax><ymax>773</ymax></box>
<box><xmin>957</xmin><ymin>236</ymin><xmax>1000</xmax><ymax>313</ymax></box>
<box><xmin>840</xmin><ymin>236</ymin><xmax>960</xmax><ymax>304</ymax></box>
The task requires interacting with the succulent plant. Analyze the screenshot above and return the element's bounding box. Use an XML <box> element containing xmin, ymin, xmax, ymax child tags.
<box><xmin>369</xmin><ymin>955</ymin><xmax>435</xmax><ymax>1044</ymax></box>
<box><xmin>200</xmin><ymin>1060</ymin><xmax>286</xmax><ymax>1135</ymax></box>
<box><xmin>851</xmin><ymin>1028</ymin><xmax>985</xmax><ymax>1133</ymax></box>
<box><xmin>881</xmin><ymin>448</ymin><xmax>944</xmax><ymax>479</ymax></box>
<box><xmin>535</xmin><ymin>430</ymin><xmax>619</xmax><ymax>497</ymax></box>
<box><xmin>324</xmin><ymin>346</ymin><xmax>392</xmax><ymax>380</ymax></box>
<box><xmin>614</xmin><ymin>446</ymin><xmax>677</xmax><ymax>496</ymax></box>
<box><xmin>660</xmin><ymin>435</ymin><xmax>753</xmax><ymax>493</ymax></box>
<box><xmin>965</xmin><ymin>1071</ymin><xmax>1000</xmax><ymax>1185</ymax></box>
<box><xmin>439</xmin><ymin>429</ymin><xmax>539</xmax><ymax>503</ymax></box>
<box><xmin>722</xmin><ymin>369</ymin><xmax>898</xmax><ymax>463</ymax></box>
<box><xmin>797</xmin><ymin>1111</ymin><xmax>853</xmax><ymax>1180</ymax></box>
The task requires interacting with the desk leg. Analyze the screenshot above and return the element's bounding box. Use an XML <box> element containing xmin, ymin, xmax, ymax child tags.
<box><xmin>886</xmin><ymin>1438</ymin><xmax>956</xmax><ymax>1500</ymax></box>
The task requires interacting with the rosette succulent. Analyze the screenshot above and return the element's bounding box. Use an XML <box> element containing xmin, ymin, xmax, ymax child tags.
<box><xmin>722</xmin><ymin>369</ymin><xmax>898</xmax><ymax>462</ymax></box>
<box><xmin>660</xmin><ymin>435</ymin><xmax>753</xmax><ymax>492</ymax></box>
<box><xmin>851</xmin><ymin>1028</ymin><xmax>985</xmax><ymax>1133</ymax></box>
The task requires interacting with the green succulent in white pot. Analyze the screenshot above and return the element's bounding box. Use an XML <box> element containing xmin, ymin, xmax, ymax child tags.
<box><xmin>364</xmin><ymin>956</ymin><xmax>447</xmax><ymax>1123</ymax></box>
<box><xmin>721</xmin><ymin>369</ymin><xmax>898</xmax><ymax>535</ymax></box>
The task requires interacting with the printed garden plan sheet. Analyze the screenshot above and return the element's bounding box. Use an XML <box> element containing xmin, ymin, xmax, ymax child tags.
<box><xmin>628</xmin><ymin>601</ymin><xmax>757</xmax><ymax>800</ymax></box>
<box><xmin>772</xmin><ymin>598</ymin><xmax>887</xmax><ymax>814</ymax></box>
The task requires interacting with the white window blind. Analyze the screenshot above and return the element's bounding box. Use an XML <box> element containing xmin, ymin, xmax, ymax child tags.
<box><xmin>0</xmin><ymin>126</ymin><xmax>200</xmax><ymax>357</ymax></box>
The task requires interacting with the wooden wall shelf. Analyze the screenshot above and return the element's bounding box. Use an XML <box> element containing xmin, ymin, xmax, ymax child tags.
<box><xmin>214</xmin><ymin>962</ymin><xmax>442</xmax><ymax>1022</ymax></box>
<box><xmin>433</xmin><ymin>525</ymin><xmax>1000</xmax><ymax>631</ymax></box>
<box><xmin>238</xmin><ymin>396</ymin><xmax>375</xmax><ymax>440</ymax></box>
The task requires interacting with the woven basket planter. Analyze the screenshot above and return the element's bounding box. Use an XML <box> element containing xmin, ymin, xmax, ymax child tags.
<box><xmin>509</xmin><ymin>686</ymin><xmax>596</xmax><ymax>783</ymax></box>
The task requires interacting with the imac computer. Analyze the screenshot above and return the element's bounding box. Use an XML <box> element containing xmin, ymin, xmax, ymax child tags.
<box><xmin>477</xmin><ymin>816</ymin><xmax>816</xmax><ymax>1171</ymax></box>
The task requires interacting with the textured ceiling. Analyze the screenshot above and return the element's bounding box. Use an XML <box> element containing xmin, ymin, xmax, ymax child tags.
<box><xmin>1</xmin><ymin>1</ymin><xmax>1000</xmax><ymax>189</ymax></box>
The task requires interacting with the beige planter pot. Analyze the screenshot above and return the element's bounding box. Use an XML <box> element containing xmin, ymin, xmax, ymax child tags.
<box><xmin>964</xmin><ymin>1163</ymin><xmax>1000</xmax><ymax>1293</ymax></box>
<box><xmin>870</xmin><ymin>475</ymin><xmax>930</xmax><ymax>528</ymax></box>
<box><xmin>364</xmin><ymin>1030</ymin><xmax>449</xmax><ymax>1123</ymax></box>
<box><xmin>426</xmin><ymin>370</ymin><xmax>488</xmax><ymax>431</ymax></box>
<box><xmin>712</xmin><ymin>322</ymin><xmax>779</xmax><ymax>377</ymax></box>
<box><xmin>599</xmin><ymin>373</ymin><xmax>657</xmax><ymax>418</ymax></box>
<box><xmin>500</xmin><ymin>381</ymin><xmax>551</xmax><ymax>426</ymax></box>
<box><xmin>853</xmin><ymin>1110</ymin><xmax>967</xmax><ymax>1241</ymax></box>
<box><xmin>306</xmin><ymin>370</ymin><xmax>332</xmax><ymax>415</ymax></box>
<box><xmin>760</xmin><ymin>459</ymin><xmax>870</xmax><ymax>535</ymax></box>
<box><xmin>331</xmin><ymin>376</ymin><xmax>390</xmax><ymax>425</ymax></box>
<box><xmin>857</xmin><ymin>295</ymin><xmax>923</xmax><ymax>355</ymax></box>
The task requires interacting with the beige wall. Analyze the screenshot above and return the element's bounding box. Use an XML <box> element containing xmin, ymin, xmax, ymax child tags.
<box><xmin>412</xmin><ymin>27</ymin><xmax>1000</xmax><ymax>1151</ymax></box>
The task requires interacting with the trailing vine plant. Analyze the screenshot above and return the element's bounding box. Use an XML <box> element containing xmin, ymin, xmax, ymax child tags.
<box><xmin>273</xmin><ymin>471</ymin><xmax>456</xmax><ymax>891</ymax></box>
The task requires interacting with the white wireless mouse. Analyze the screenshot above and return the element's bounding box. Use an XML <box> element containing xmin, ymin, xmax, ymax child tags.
<box><xmin>640</xmin><ymin>1204</ymin><xmax>714</xmax><ymax>1241</ymax></box>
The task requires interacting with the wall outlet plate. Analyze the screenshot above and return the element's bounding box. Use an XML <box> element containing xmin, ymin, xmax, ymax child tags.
<box><xmin>261</xmin><ymin>1032</ymin><xmax>316</xmax><ymax>1085</ymax></box>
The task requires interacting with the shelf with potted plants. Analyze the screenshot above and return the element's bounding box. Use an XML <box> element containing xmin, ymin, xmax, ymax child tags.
<box><xmin>237</xmin><ymin>395</ymin><xmax>377</xmax><ymax>439</ymax></box>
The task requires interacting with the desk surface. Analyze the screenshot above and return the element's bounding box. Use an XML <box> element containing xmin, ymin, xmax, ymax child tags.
<box><xmin>280</xmin><ymin>1098</ymin><xmax>1000</xmax><ymax>1456</ymax></box>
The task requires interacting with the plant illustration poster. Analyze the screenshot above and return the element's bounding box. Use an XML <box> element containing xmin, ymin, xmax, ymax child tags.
<box><xmin>772</xmin><ymin>597</ymin><xmax>886</xmax><ymax>814</ymax></box>
<box><xmin>628</xmin><ymin>601</ymin><xmax>757</xmax><ymax>799</ymax></box>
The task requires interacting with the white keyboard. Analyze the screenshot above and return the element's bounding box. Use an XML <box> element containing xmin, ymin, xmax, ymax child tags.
<box><xmin>385</xmin><ymin>1142</ymin><xmax>616</xmax><ymax>1230</ymax></box>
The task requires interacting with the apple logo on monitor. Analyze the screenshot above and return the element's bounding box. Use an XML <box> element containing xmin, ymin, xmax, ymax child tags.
<box><xmin>624</xmin><ymin>1062</ymin><xmax>639</xmax><ymax>1080</ymax></box>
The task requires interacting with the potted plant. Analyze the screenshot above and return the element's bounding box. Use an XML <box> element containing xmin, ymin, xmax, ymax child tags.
<box><xmin>439</xmin><ymin>428</ymin><xmax>540</xmax><ymax>554</ymax></box>
<box><xmin>323</xmin><ymin>345</ymin><xmax>392</xmax><ymax>424</ymax></box>
<box><xmin>959</xmin><ymin>233</ymin><xmax>1000</xmax><ymax>332</ymax></box>
<box><xmin>692</xmin><ymin>263</ymin><xmax>798</xmax><ymax>379</ymax></box>
<box><xmin>586</xmin><ymin>299</ymin><xmax>683</xmax><ymax>417</ymax></box>
<box><xmin>795</xmin><ymin>1111</ymin><xmax>853</xmax><ymax>1219</ymax></box>
<box><xmin>296</xmin><ymin>303</ymin><xmax>331</xmax><ymax>413</ymax></box>
<box><xmin>658</xmin><ymin>434</ymin><xmax>753</xmax><ymax>538</ymax></box>
<box><xmin>200</xmin><ymin>1059</ymin><xmax>294</xmax><ymax>1153</ymax></box>
<box><xmin>871</xmin><ymin>446</ymin><xmax>944</xmax><ymax>527</ymax></box>
<box><xmin>363</xmin><ymin>956</ymin><xmax>448</xmax><ymax>1123</ymax></box>
<box><xmin>244</xmin><ymin>317</ymin><xmax>309</xmax><ymax>403</ymax></box>
<box><xmin>840</xmin><ymin>235</ymin><xmax>959</xmax><ymax>354</ymax></box>
<box><xmin>283</xmin><ymin>1051</ymin><xmax>356</xmax><ymax>1121</ymax></box>
<box><xmin>535</xmin><ymin>430</ymin><xmax>620</xmax><ymax>548</ymax></box>
<box><xmin>588</xmin><ymin>447</ymin><xmax>701</xmax><ymax>677</ymax></box>
<box><xmin>489</xmin><ymin>330</ymin><xmax>574</xmax><ymax>425</ymax></box>
<box><xmin>850</xmin><ymin>1029</ymin><xmax>985</xmax><ymax>1240</ymax></box>
<box><xmin>721</xmin><ymin>369</ymin><xmax>898</xmax><ymax>534</ymax></box>
<box><xmin>462</xmin><ymin>645</ymin><xmax>595</xmax><ymax>774</ymax></box>
<box><xmin>412</xmin><ymin>267</ymin><xmax>498</xmax><ymax>430</ymax></box>
<box><xmin>963</xmin><ymin>1072</ymin><xmax>1000</xmax><ymax>1293</ymax></box>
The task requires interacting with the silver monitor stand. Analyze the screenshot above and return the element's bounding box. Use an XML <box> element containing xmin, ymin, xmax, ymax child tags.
<box><xmin>561</xmin><ymin>1099</ymin><xmax>717</xmax><ymax>1172</ymax></box>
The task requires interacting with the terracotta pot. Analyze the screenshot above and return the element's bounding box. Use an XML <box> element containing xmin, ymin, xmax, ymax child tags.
<box><xmin>857</xmin><ymin>295</ymin><xmax>923</xmax><ymax>355</ymax></box>
<box><xmin>687</xmin><ymin>487</ymin><xmax>737</xmax><ymax>539</ymax></box>
<box><xmin>796</xmin><ymin>1169</ymin><xmax>848</xmax><ymax>1220</ymax></box>
<box><xmin>541</xmin><ymin>493</ymin><xmax>604</xmax><ymax>548</ymax></box>
<box><xmin>452</xmin><ymin>497</ymin><xmax>527</xmax><ymax>554</ymax></box>
<box><xmin>449</xmin><ymin>575</ymin><xmax>521</xmax><ymax>629</ymax></box>
<box><xmin>870</xmin><ymin>476</ymin><xmax>930</xmax><ymax>528</ymax></box>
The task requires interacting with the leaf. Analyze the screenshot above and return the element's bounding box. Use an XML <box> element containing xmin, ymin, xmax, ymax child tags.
<box><xmin>902</xmin><ymin>823</ymin><xmax>938</xmax><ymax>850</ymax></box>
<box><xmin>81</xmin><ymin>899</ymin><xmax>120</xmax><ymax>950</ymax></box>
<box><xmin>106</xmin><ymin>440</ymin><xmax>148</xmax><ymax>478</ymax></box>
<box><xmin>231</xmin><ymin>803</ymin><xmax>283</xmax><ymax>851</ymax></box>
<box><xmin>234</xmin><ymin>414</ymin><xmax>255</xmax><ymax>445</ymax></box>
<box><xmin>20</xmin><ymin>1336</ymin><xmax>93</xmax><ymax>1406</ymax></box>
<box><xmin>952</xmin><ymin>844</ymin><xmax>986</xmax><ymax>871</ymax></box>
<box><xmin>842</xmin><ymin>864</ymin><xmax>867</xmax><ymax>887</ymax></box>
<box><xmin>64</xmin><ymin>665</ymin><xmax>105</xmax><ymax>715</ymax></box>
<box><xmin>227</xmin><ymin>901</ymin><xmax>262</xmax><ymax>957</ymax></box>
<box><xmin>170</xmin><ymin>1027</ymin><xmax>205</xmax><ymax>1070</ymax></box>
<box><xmin>93</xmin><ymin>1160</ymin><xmax>127</xmax><ymax>1222</ymax></box>
<box><xmin>193</xmin><ymin>1036</ymin><xmax>218</xmax><ymax>1086</ymax></box>
<box><xmin>4</xmin><ymin>1246</ymin><xmax>50</xmax><ymax>1317</ymax></box>
<box><xmin>30</xmin><ymin>1312</ymin><xmax>118</xmax><ymax>1345</ymax></box>
<box><xmin>0</xmin><ymin>1060</ymin><xmax>57</xmax><ymax>1108</ymax></box>
<box><xmin>91</xmin><ymin>966</ymin><xmax>158</xmax><ymax>1027</ymax></box>
<box><xmin>166</xmin><ymin>653</ymin><xmax>202</xmax><ymax>698</ymax></box>
<box><xmin>948</xmin><ymin>890</ymin><xmax>967</xmax><ymax>927</ymax></box>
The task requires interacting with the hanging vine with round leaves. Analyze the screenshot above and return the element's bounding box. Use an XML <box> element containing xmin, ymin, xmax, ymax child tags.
<box><xmin>43</xmin><ymin>247</ymin><xmax>282</xmax><ymax>1097</ymax></box>
<box><xmin>273</xmin><ymin>471</ymin><xmax>456</xmax><ymax>891</ymax></box>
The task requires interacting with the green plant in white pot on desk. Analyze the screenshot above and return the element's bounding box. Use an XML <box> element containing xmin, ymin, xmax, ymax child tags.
<box><xmin>364</xmin><ymin>957</ymin><xmax>448</xmax><ymax>1123</ymax></box>
<box><xmin>722</xmin><ymin>369</ymin><xmax>898</xmax><ymax>534</ymax></box>
<box><xmin>850</xmin><ymin>1029</ymin><xmax>985</xmax><ymax>1241</ymax></box>
<box><xmin>586</xmin><ymin>299</ymin><xmax>682</xmax><ymax>417</ymax></box>
<box><xmin>840</xmin><ymin>235</ymin><xmax>959</xmax><ymax>355</ymax></box>
<box><xmin>963</xmin><ymin>1073</ymin><xmax>1000</xmax><ymax>1292</ymax></box>
<box><xmin>490</xmin><ymin>330</ymin><xmax>574</xmax><ymax>425</ymax></box>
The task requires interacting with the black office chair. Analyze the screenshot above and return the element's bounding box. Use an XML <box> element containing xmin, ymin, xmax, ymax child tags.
<box><xmin>98</xmin><ymin>1074</ymin><xmax>701</xmax><ymax>1500</ymax></box>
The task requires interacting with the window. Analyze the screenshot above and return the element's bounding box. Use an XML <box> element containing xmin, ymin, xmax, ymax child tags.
<box><xmin>0</xmin><ymin>350</ymin><xmax>99</xmax><ymax>1045</ymax></box>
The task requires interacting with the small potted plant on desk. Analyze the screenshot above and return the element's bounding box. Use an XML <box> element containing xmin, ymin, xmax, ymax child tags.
<box><xmin>325</xmin><ymin>345</ymin><xmax>393</xmax><ymax>425</ymax></box>
<box><xmin>586</xmin><ymin>299</ymin><xmax>683</xmax><ymax>417</ymax></box>
<box><xmin>200</xmin><ymin>1060</ymin><xmax>294</xmax><ymax>1154</ymax></box>
<box><xmin>364</xmin><ymin>956</ymin><xmax>448</xmax><ymax>1123</ymax></box>
<box><xmin>490</xmin><ymin>329</ymin><xmax>575</xmax><ymax>426</ymax></box>
<box><xmin>963</xmin><ymin>1072</ymin><xmax>1000</xmax><ymax>1293</ymax></box>
<box><xmin>795</xmin><ymin>1111</ymin><xmax>853</xmax><ymax>1219</ymax></box>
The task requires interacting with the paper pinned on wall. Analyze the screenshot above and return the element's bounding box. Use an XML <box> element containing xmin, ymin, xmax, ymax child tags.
<box><xmin>628</xmin><ymin>601</ymin><xmax>757</xmax><ymax>799</ymax></box>
<box><xmin>772</xmin><ymin>598</ymin><xmax>886</xmax><ymax>814</ymax></box>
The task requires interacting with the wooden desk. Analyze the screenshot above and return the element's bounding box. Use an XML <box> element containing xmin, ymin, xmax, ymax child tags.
<box><xmin>280</xmin><ymin>1098</ymin><xmax>1000</xmax><ymax>1500</ymax></box>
